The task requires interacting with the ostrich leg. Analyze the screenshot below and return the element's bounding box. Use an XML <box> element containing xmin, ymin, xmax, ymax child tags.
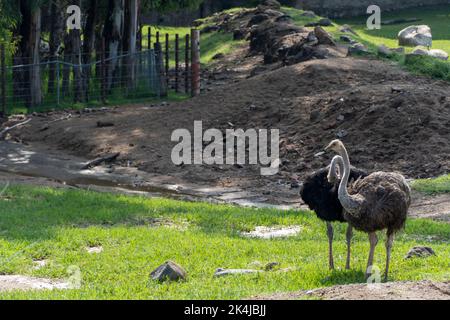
<box><xmin>384</xmin><ymin>230</ymin><xmax>394</xmax><ymax>282</ymax></box>
<box><xmin>326</xmin><ymin>222</ymin><xmax>334</xmax><ymax>270</ymax></box>
<box><xmin>365</xmin><ymin>232</ymin><xmax>378</xmax><ymax>279</ymax></box>
<box><xmin>345</xmin><ymin>225</ymin><xmax>353</xmax><ymax>270</ymax></box>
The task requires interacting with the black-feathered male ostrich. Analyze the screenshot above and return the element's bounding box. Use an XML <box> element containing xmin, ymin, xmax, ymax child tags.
<box><xmin>300</xmin><ymin>156</ymin><xmax>368</xmax><ymax>270</ymax></box>
<box><xmin>325</xmin><ymin>140</ymin><xmax>411</xmax><ymax>281</ymax></box>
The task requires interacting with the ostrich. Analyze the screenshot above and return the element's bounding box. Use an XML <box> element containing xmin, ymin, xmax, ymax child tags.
<box><xmin>325</xmin><ymin>140</ymin><xmax>411</xmax><ymax>281</ymax></box>
<box><xmin>300</xmin><ymin>156</ymin><xmax>368</xmax><ymax>270</ymax></box>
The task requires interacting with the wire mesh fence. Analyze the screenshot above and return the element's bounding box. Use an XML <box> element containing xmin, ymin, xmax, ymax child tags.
<box><xmin>0</xmin><ymin>28</ymin><xmax>200</xmax><ymax>116</ymax></box>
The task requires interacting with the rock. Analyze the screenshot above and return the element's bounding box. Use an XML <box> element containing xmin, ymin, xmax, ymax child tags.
<box><xmin>336</xmin><ymin>129</ymin><xmax>348</xmax><ymax>138</ymax></box>
<box><xmin>398</xmin><ymin>25</ymin><xmax>432</xmax><ymax>47</ymax></box>
<box><xmin>347</xmin><ymin>43</ymin><xmax>369</xmax><ymax>56</ymax></box>
<box><xmin>290</xmin><ymin>181</ymin><xmax>300</xmax><ymax>189</ymax></box>
<box><xmin>150</xmin><ymin>261</ymin><xmax>187</xmax><ymax>282</ymax></box>
<box><xmin>248</xmin><ymin>13</ymin><xmax>270</xmax><ymax>26</ymax></box>
<box><xmin>377</xmin><ymin>44</ymin><xmax>392</xmax><ymax>56</ymax></box>
<box><xmin>408</xmin><ymin>47</ymin><xmax>449</xmax><ymax>61</ymax></box>
<box><xmin>310</xmin><ymin>109</ymin><xmax>321</xmax><ymax>122</ymax></box>
<box><xmin>300</xmin><ymin>11</ymin><xmax>316</xmax><ymax>18</ymax></box>
<box><xmin>339</xmin><ymin>24</ymin><xmax>358</xmax><ymax>35</ymax></box>
<box><xmin>318</xmin><ymin>18</ymin><xmax>332</xmax><ymax>27</ymax></box>
<box><xmin>391</xmin><ymin>47</ymin><xmax>405</xmax><ymax>54</ymax></box>
<box><xmin>275</xmin><ymin>15</ymin><xmax>293</xmax><ymax>23</ymax></box>
<box><xmin>411</xmin><ymin>46</ymin><xmax>429</xmax><ymax>56</ymax></box>
<box><xmin>214</xmin><ymin>268</ymin><xmax>262</xmax><ymax>277</ymax></box>
<box><xmin>428</xmin><ymin>49</ymin><xmax>449</xmax><ymax>61</ymax></box>
<box><xmin>405</xmin><ymin>246</ymin><xmax>436</xmax><ymax>259</ymax></box>
<box><xmin>212</xmin><ymin>53</ymin><xmax>225</xmax><ymax>60</ymax></box>
<box><xmin>233</xmin><ymin>29</ymin><xmax>246</xmax><ymax>40</ymax></box>
<box><xmin>340</xmin><ymin>35</ymin><xmax>353</xmax><ymax>43</ymax></box>
<box><xmin>314</xmin><ymin>27</ymin><xmax>335</xmax><ymax>46</ymax></box>
<box><xmin>257</xmin><ymin>0</ymin><xmax>281</xmax><ymax>11</ymax></box>
<box><xmin>264</xmin><ymin>262</ymin><xmax>280</xmax><ymax>271</ymax></box>
<box><xmin>201</xmin><ymin>25</ymin><xmax>220</xmax><ymax>34</ymax></box>
<box><xmin>337</xmin><ymin>114</ymin><xmax>345</xmax><ymax>121</ymax></box>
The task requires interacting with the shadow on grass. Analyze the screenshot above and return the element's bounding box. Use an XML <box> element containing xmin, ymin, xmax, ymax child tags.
<box><xmin>0</xmin><ymin>185</ymin><xmax>310</xmax><ymax>242</ymax></box>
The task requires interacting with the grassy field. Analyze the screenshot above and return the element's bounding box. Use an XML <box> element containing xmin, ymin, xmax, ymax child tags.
<box><xmin>412</xmin><ymin>174</ymin><xmax>450</xmax><ymax>194</ymax></box>
<box><xmin>0</xmin><ymin>185</ymin><xmax>448</xmax><ymax>299</ymax></box>
<box><xmin>336</xmin><ymin>5</ymin><xmax>450</xmax><ymax>55</ymax></box>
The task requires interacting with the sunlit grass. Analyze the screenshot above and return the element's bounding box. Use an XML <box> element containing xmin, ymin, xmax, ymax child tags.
<box><xmin>0</xmin><ymin>185</ymin><xmax>448</xmax><ymax>299</ymax></box>
<box><xmin>412</xmin><ymin>174</ymin><xmax>450</xmax><ymax>194</ymax></box>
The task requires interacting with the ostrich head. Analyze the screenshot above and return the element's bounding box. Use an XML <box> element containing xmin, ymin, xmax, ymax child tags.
<box><xmin>325</xmin><ymin>139</ymin><xmax>345</xmax><ymax>153</ymax></box>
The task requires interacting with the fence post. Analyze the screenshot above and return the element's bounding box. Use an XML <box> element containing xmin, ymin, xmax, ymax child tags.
<box><xmin>185</xmin><ymin>34</ymin><xmax>190</xmax><ymax>94</ymax></box>
<box><xmin>148</xmin><ymin>26</ymin><xmax>151</xmax><ymax>50</ymax></box>
<box><xmin>101</xmin><ymin>38</ymin><xmax>106</xmax><ymax>104</ymax></box>
<box><xmin>175</xmin><ymin>34</ymin><xmax>179</xmax><ymax>93</ymax></box>
<box><xmin>155</xmin><ymin>42</ymin><xmax>167</xmax><ymax>97</ymax></box>
<box><xmin>165</xmin><ymin>33</ymin><xmax>169</xmax><ymax>87</ymax></box>
<box><xmin>191</xmin><ymin>29</ymin><xmax>200</xmax><ymax>97</ymax></box>
<box><xmin>1</xmin><ymin>44</ymin><xmax>6</xmax><ymax>118</ymax></box>
<box><xmin>156</xmin><ymin>31</ymin><xmax>160</xmax><ymax>45</ymax></box>
<box><xmin>56</xmin><ymin>61</ymin><xmax>60</xmax><ymax>106</ymax></box>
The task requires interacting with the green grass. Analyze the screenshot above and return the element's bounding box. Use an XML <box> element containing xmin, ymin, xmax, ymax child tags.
<box><xmin>336</xmin><ymin>5</ymin><xmax>450</xmax><ymax>55</ymax></box>
<box><xmin>412</xmin><ymin>174</ymin><xmax>450</xmax><ymax>194</ymax></box>
<box><xmin>144</xmin><ymin>25</ymin><xmax>244</xmax><ymax>65</ymax></box>
<box><xmin>334</xmin><ymin>5</ymin><xmax>450</xmax><ymax>81</ymax></box>
<box><xmin>0</xmin><ymin>185</ymin><xmax>448</xmax><ymax>299</ymax></box>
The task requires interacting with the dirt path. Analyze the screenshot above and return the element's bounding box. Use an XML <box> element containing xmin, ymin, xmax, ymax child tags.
<box><xmin>1</xmin><ymin>140</ymin><xmax>449</xmax><ymax>221</ymax></box>
<box><xmin>252</xmin><ymin>281</ymin><xmax>450</xmax><ymax>300</ymax></box>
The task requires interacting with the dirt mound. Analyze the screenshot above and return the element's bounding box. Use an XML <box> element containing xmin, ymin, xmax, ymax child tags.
<box><xmin>252</xmin><ymin>281</ymin><xmax>450</xmax><ymax>300</ymax></box>
<box><xmin>8</xmin><ymin>57</ymin><xmax>450</xmax><ymax>202</ymax></box>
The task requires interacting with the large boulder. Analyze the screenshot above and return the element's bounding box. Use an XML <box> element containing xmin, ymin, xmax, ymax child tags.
<box><xmin>398</xmin><ymin>25</ymin><xmax>432</xmax><ymax>47</ymax></box>
<box><xmin>314</xmin><ymin>27</ymin><xmax>335</xmax><ymax>46</ymax></box>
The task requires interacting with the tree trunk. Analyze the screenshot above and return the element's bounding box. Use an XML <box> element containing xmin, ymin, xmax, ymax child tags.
<box><xmin>104</xmin><ymin>0</ymin><xmax>124</xmax><ymax>91</ymax></box>
<box><xmin>124</xmin><ymin>0</ymin><xmax>138</xmax><ymax>90</ymax></box>
<box><xmin>83</xmin><ymin>0</ymin><xmax>99</xmax><ymax>100</ymax></box>
<box><xmin>13</xmin><ymin>1</ymin><xmax>42</xmax><ymax>108</ymax></box>
<box><xmin>48</xmin><ymin>2</ymin><xmax>65</xmax><ymax>95</ymax></box>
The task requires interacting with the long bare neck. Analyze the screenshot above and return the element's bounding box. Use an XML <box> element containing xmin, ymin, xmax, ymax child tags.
<box><xmin>337</xmin><ymin>144</ymin><xmax>361</xmax><ymax>212</ymax></box>
<box><xmin>327</xmin><ymin>156</ymin><xmax>344</xmax><ymax>183</ymax></box>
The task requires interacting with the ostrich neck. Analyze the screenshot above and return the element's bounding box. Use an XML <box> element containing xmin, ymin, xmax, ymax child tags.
<box><xmin>328</xmin><ymin>156</ymin><xmax>344</xmax><ymax>182</ymax></box>
<box><xmin>337</xmin><ymin>145</ymin><xmax>361</xmax><ymax>212</ymax></box>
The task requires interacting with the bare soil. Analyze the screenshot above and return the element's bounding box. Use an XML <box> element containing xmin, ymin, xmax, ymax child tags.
<box><xmin>252</xmin><ymin>280</ymin><xmax>450</xmax><ymax>300</ymax></box>
<box><xmin>8</xmin><ymin>54</ymin><xmax>450</xmax><ymax>203</ymax></box>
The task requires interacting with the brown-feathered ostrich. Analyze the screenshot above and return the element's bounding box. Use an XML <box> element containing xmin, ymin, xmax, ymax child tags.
<box><xmin>300</xmin><ymin>156</ymin><xmax>368</xmax><ymax>270</ymax></box>
<box><xmin>325</xmin><ymin>140</ymin><xmax>411</xmax><ymax>281</ymax></box>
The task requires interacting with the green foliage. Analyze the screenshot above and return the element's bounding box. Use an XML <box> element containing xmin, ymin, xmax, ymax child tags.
<box><xmin>0</xmin><ymin>185</ymin><xmax>448</xmax><ymax>299</ymax></box>
<box><xmin>412</xmin><ymin>175</ymin><xmax>450</xmax><ymax>194</ymax></box>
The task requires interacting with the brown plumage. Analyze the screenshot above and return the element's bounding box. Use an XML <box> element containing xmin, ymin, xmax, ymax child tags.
<box><xmin>345</xmin><ymin>171</ymin><xmax>411</xmax><ymax>233</ymax></box>
<box><xmin>325</xmin><ymin>140</ymin><xmax>411</xmax><ymax>281</ymax></box>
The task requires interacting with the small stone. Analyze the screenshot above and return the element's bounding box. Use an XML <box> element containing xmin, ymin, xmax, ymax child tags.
<box><xmin>150</xmin><ymin>261</ymin><xmax>187</xmax><ymax>282</ymax></box>
<box><xmin>264</xmin><ymin>262</ymin><xmax>280</xmax><ymax>271</ymax></box>
<box><xmin>337</xmin><ymin>114</ymin><xmax>345</xmax><ymax>121</ymax></box>
<box><xmin>377</xmin><ymin>44</ymin><xmax>392</xmax><ymax>56</ymax></box>
<box><xmin>212</xmin><ymin>53</ymin><xmax>225</xmax><ymax>60</ymax></box>
<box><xmin>310</xmin><ymin>109</ymin><xmax>321</xmax><ymax>122</ymax></box>
<box><xmin>290</xmin><ymin>181</ymin><xmax>300</xmax><ymax>189</ymax></box>
<box><xmin>405</xmin><ymin>246</ymin><xmax>436</xmax><ymax>259</ymax></box>
<box><xmin>300</xmin><ymin>11</ymin><xmax>316</xmax><ymax>18</ymax></box>
<box><xmin>340</xmin><ymin>35</ymin><xmax>353</xmax><ymax>43</ymax></box>
<box><xmin>336</xmin><ymin>129</ymin><xmax>348</xmax><ymax>138</ymax></box>
<box><xmin>348</xmin><ymin>43</ymin><xmax>369</xmax><ymax>56</ymax></box>
<box><xmin>214</xmin><ymin>268</ymin><xmax>262</xmax><ymax>277</ymax></box>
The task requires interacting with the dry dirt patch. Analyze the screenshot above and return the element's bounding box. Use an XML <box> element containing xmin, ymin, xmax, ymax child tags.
<box><xmin>0</xmin><ymin>275</ymin><xmax>70</xmax><ymax>292</ymax></box>
<box><xmin>253</xmin><ymin>281</ymin><xmax>450</xmax><ymax>300</ymax></box>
